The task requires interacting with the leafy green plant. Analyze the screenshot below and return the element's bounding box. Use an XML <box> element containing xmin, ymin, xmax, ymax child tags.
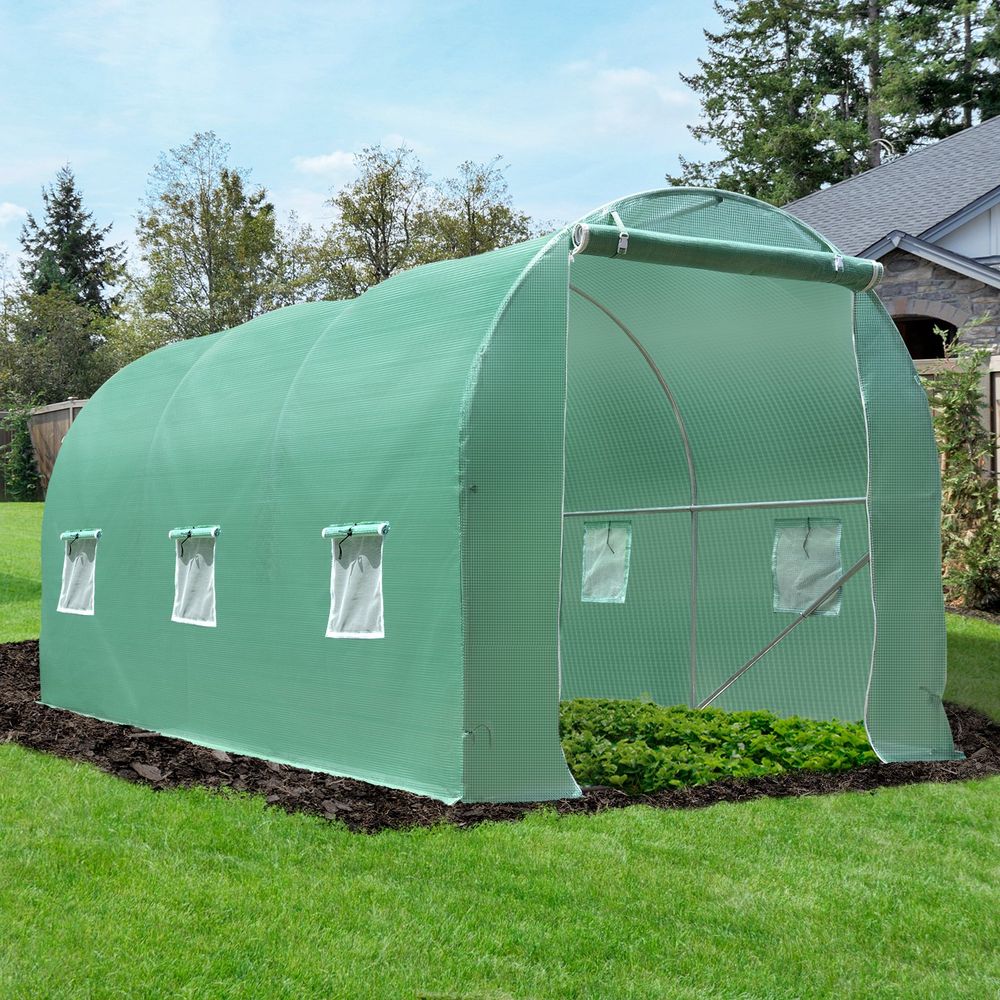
<box><xmin>927</xmin><ymin>322</ymin><xmax>1000</xmax><ymax>611</ymax></box>
<box><xmin>559</xmin><ymin>698</ymin><xmax>876</xmax><ymax>795</ymax></box>
<box><xmin>1</xmin><ymin>404</ymin><xmax>42</xmax><ymax>502</ymax></box>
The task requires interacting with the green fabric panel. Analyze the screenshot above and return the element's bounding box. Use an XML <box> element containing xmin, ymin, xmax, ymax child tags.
<box><xmin>566</xmin><ymin>254</ymin><xmax>869</xmax><ymax>506</ymax></box>
<box><xmin>461</xmin><ymin>237</ymin><xmax>579</xmax><ymax>803</ymax></box>
<box><xmin>560</xmin><ymin>513</ymin><xmax>692</xmax><ymax>706</ymax></box>
<box><xmin>41</xmin><ymin>241</ymin><xmax>547</xmax><ymax>803</ymax></box>
<box><xmin>562</xmin><ymin>192</ymin><xmax>875</xmax><ymax>721</ymax></box>
<box><xmin>576</xmin><ymin>223</ymin><xmax>881</xmax><ymax>292</ymax></box>
<box><xmin>694</xmin><ymin>504</ymin><xmax>873</xmax><ymax>720</ymax></box>
<box><xmin>853</xmin><ymin>293</ymin><xmax>962</xmax><ymax>761</ymax></box>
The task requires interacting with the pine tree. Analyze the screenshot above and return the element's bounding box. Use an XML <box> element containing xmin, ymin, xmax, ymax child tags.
<box><xmin>19</xmin><ymin>166</ymin><xmax>124</xmax><ymax>315</ymax></box>
<box><xmin>671</xmin><ymin>1</ymin><xmax>1000</xmax><ymax>201</ymax></box>
<box><xmin>885</xmin><ymin>0</ymin><xmax>1000</xmax><ymax>142</ymax></box>
<box><xmin>668</xmin><ymin>0</ymin><xmax>847</xmax><ymax>203</ymax></box>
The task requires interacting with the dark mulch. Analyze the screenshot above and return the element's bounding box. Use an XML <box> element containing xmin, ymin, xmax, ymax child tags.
<box><xmin>2</xmin><ymin>640</ymin><xmax>998</xmax><ymax>834</ymax></box>
<box><xmin>946</xmin><ymin>603</ymin><xmax>1000</xmax><ymax>627</ymax></box>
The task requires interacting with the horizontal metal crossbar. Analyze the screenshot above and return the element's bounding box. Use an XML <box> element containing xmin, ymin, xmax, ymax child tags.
<box><xmin>563</xmin><ymin>497</ymin><xmax>867</xmax><ymax>518</ymax></box>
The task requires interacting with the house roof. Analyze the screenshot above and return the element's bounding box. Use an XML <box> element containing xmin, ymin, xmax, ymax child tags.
<box><xmin>864</xmin><ymin>230</ymin><xmax>1000</xmax><ymax>290</ymax></box>
<box><xmin>784</xmin><ymin>115</ymin><xmax>1000</xmax><ymax>255</ymax></box>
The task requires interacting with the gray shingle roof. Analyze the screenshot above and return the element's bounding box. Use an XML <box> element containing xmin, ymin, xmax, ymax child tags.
<box><xmin>783</xmin><ymin>115</ymin><xmax>1000</xmax><ymax>255</ymax></box>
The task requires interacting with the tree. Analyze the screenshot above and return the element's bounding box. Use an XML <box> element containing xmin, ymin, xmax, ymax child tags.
<box><xmin>671</xmin><ymin>1</ymin><xmax>1000</xmax><ymax>201</ymax></box>
<box><xmin>428</xmin><ymin>157</ymin><xmax>533</xmax><ymax>259</ymax></box>
<box><xmin>324</xmin><ymin>145</ymin><xmax>434</xmax><ymax>292</ymax></box>
<box><xmin>884</xmin><ymin>0</ymin><xmax>1000</xmax><ymax>142</ymax></box>
<box><xmin>0</xmin><ymin>405</ymin><xmax>42</xmax><ymax>501</ymax></box>
<box><xmin>322</xmin><ymin>148</ymin><xmax>536</xmax><ymax>294</ymax></box>
<box><xmin>667</xmin><ymin>0</ymin><xmax>852</xmax><ymax>203</ymax></box>
<box><xmin>0</xmin><ymin>288</ymin><xmax>112</xmax><ymax>406</ymax></box>
<box><xmin>137</xmin><ymin>132</ymin><xmax>277</xmax><ymax>339</ymax></box>
<box><xmin>19</xmin><ymin>165</ymin><xmax>124</xmax><ymax>315</ymax></box>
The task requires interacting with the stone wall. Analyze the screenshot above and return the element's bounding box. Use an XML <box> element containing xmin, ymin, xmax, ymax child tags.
<box><xmin>876</xmin><ymin>248</ymin><xmax>1000</xmax><ymax>350</ymax></box>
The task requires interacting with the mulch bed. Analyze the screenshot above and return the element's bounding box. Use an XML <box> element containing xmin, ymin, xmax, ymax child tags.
<box><xmin>2</xmin><ymin>640</ymin><xmax>998</xmax><ymax>834</ymax></box>
<box><xmin>945</xmin><ymin>603</ymin><xmax>1000</xmax><ymax>627</ymax></box>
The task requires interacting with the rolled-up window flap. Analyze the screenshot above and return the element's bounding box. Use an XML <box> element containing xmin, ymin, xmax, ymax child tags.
<box><xmin>60</xmin><ymin>528</ymin><xmax>102</xmax><ymax>541</ymax></box>
<box><xmin>168</xmin><ymin>525</ymin><xmax>221</xmax><ymax>540</ymax></box>
<box><xmin>571</xmin><ymin>222</ymin><xmax>883</xmax><ymax>292</ymax></box>
<box><xmin>320</xmin><ymin>521</ymin><xmax>390</xmax><ymax>539</ymax></box>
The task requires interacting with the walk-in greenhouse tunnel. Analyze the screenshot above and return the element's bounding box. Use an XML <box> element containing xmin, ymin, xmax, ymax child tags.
<box><xmin>41</xmin><ymin>189</ymin><xmax>963</xmax><ymax>803</ymax></box>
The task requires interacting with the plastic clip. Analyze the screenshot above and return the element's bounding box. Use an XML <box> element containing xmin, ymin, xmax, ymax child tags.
<box><xmin>611</xmin><ymin>211</ymin><xmax>629</xmax><ymax>256</ymax></box>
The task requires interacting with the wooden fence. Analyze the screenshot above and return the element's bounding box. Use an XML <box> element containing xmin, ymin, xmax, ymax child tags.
<box><xmin>0</xmin><ymin>398</ymin><xmax>88</xmax><ymax>500</ymax></box>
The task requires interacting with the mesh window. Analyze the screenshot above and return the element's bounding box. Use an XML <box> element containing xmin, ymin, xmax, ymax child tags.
<box><xmin>581</xmin><ymin>521</ymin><xmax>632</xmax><ymax>603</ymax></box>
<box><xmin>172</xmin><ymin>535</ymin><xmax>217</xmax><ymax>627</ymax></box>
<box><xmin>58</xmin><ymin>536</ymin><xmax>98</xmax><ymax>615</ymax></box>
<box><xmin>327</xmin><ymin>533</ymin><xmax>384</xmax><ymax>638</ymax></box>
<box><xmin>772</xmin><ymin>519</ymin><xmax>842</xmax><ymax>616</ymax></box>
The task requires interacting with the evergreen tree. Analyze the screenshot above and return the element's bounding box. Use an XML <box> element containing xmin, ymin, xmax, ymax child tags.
<box><xmin>672</xmin><ymin>1</ymin><xmax>1000</xmax><ymax>201</ymax></box>
<box><xmin>19</xmin><ymin>166</ymin><xmax>124</xmax><ymax>315</ymax></box>
<box><xmin>885</xmin><ymin>0</ymin><xmax>1000</xmax><ymax>141</ymax></box>
<box><xmin>668</xmin><ymin>0</ymin><xmax>852</xmax><ymax>203</ymax></box>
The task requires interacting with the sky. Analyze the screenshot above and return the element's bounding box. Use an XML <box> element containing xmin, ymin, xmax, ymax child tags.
<box><xmin>0</xmin><ymin>0</ymin><xmax>721</xmax><ymax>265</ymax></box>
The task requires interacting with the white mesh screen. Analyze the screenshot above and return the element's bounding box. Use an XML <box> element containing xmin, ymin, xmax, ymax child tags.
<box><xmin>327</xmin><ymin>533</ymin><xmax>384</xmax><ymax>638</ymax></box>
<box><xmin>772</xmin><ymin>519</ymin><xmax>842</xmax><ymax>616</ymax></box>
<box><xmin>581</xmin><ymin>521</ymin><xmax>632</xmax><ymax>603</ymax></box>
<box><xmin>58</xmin><ymin>537</ymin><xmax>98</xmax><ymax>615</ymax></box>
<box><xmin>172</xmin><ymin>536</ymin><xmax>217</xmax><ymax>627</ymax></box>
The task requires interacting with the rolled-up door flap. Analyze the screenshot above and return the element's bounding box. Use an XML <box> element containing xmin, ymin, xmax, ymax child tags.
<box><xmin>572</xmin><ymin>223</ymin><xmax>883</xmax><ymax>292</ymax></box>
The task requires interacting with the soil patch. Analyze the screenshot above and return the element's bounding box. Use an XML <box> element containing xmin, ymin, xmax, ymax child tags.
<box><xmin>3</xmin><ymin>640</ymin><xmax>998</xmax><ymax>834</ymax></box>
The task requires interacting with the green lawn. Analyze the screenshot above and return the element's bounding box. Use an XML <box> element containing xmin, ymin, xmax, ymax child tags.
<box><xmin>0</xmin><ymin>502</ymin><xmax>43</xmax><ymax>643</ymax></box>
<box><xmin>1</xmin><ymin>501</ymin><xmax>998</xmax><ymax>999</ymax></box>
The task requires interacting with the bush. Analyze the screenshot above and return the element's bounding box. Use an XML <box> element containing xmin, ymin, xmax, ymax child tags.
<box><xmin>559</xmin><ymin>698</ymin><xmax>876</xmax><ymax>795</ymax></box>
<box><xmin>927</xmin><ymin>324</ymin><xmax>1000</xmax><ymax>611</ymax></box>
<box><xmin>1</xmin><ymin>405</ymin><xmax>42</xmax><ymax>502</ymax></box>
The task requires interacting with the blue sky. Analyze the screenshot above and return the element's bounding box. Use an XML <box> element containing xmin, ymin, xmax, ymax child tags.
<box><xmin>0</xmin><ymin>1</ymin><xmax>720</xmax><ymax>264</ymax></box>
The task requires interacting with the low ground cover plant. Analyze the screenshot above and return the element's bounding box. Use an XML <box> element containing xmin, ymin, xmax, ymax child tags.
<box><xmin>560</xmin><ymin>698</ymin><xmax>877</xmax><ymax>794</ymax></box>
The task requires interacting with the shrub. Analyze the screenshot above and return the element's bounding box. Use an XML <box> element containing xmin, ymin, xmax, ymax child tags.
<box><xmin>559</xmin><ymin>698</ymin><xmax>876</xmax><ymax>795</ymax></box>
<box><xmin>927</xmin><ymin>323</ymin><xmax>1000</xmax><ymax>611</ymax></box>
<box><xmin>1</xmin><ymin>405</ymin><xmax>42</xmax><ymax>502</ymax></box>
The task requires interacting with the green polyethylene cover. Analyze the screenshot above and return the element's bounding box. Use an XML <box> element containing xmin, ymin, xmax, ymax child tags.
<box><xmin>39</xmin><ymin>187</ymin><xmax>958</xmax><ymax>804</ymax></box>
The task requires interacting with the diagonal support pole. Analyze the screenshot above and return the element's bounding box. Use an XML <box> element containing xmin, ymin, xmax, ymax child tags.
<box><xmin>697</xmin><ymin>553</ymin><xmax>872</xmax><ymax>710</ymax></box>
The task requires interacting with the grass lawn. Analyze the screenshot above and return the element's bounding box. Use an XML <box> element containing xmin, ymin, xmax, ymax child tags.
<box><xmin>1</xmin><ymin>501</ymin><xmax>998</xmax><ymax>998</ymax></box>
<box><xmin>0</xmin><ymin>502</ymin><xmax>42</xmax><ymax>644</ymax></box>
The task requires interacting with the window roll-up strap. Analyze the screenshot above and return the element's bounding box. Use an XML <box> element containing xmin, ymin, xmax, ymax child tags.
<box><xmin>572</xmin><ymin>222</ymin><xmax>883</xmax><ymax>292</ymax></box>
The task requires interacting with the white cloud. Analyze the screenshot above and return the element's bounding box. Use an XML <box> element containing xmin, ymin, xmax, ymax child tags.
<box><xmin>564</xmin><ymin>62</ymin><xmax>694</xmax><ymax>138</ymax></box>
<box><xmin>292</xmin><ymin>150</ymin><xmax>355</xmax><ymax>177</ymax></box>
<box><xmin>0</xmin><ymin>201</ymin><xmax>27</xmax><ymax>227</ymax></box>
<box><xmin>274</xmin><ymin>187</ymin><xmax>337</xmax><ymax>229</ymax></box>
